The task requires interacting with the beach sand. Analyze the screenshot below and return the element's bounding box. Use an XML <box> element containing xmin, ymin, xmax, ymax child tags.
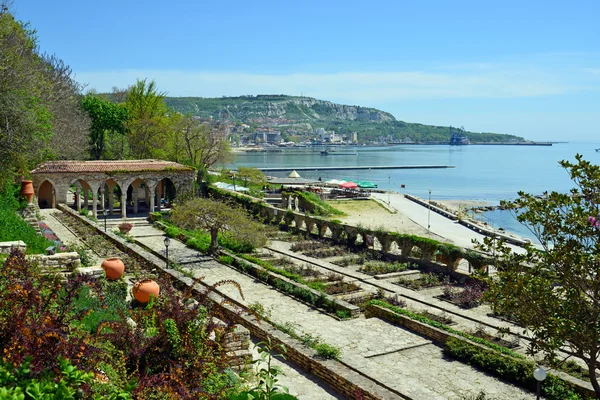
<box><xmin>327</xmin><ymin>198</ymin><xmax>445</xmax><ymax>240</ymax></box>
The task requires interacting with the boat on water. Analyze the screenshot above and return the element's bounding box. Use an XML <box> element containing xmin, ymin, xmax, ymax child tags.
<box><xmin>320</xmin><ymin>150</ymin><xmax>358</xmax><ymax>156</ymax></box>
<box><xmin>596</xmin><ymin>148</ymin><xmax>600</xmax><ymax>152</ymax></box>
<box><xmin>449</xmin><ymin>126</ymin><xmax>470</xmax><ymax>145</ymax></box>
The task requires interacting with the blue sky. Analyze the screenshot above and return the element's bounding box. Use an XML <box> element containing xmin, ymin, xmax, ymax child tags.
<box><xmin>15</xmin><ymin>0</ymin><xmax>600</xmax><ymax>141</ymax></box>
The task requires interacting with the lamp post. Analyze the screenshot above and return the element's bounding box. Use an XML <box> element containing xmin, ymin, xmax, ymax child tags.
<box><xmin>427</xmin><ymin>189</ymin><xmax>432</xmax><ymax>234</ymax></box>
<box><xmin>232</xmin><ymin>172</ymin><xmax>237</xmax><ymax>192</ymax></box>
<box><xmin>103</xmin><ymin>209</ymin><xmax>108</xmax><ymax>232</ymax></box>
<box><xmin>388</xmin><ymin>176</ymin><xmax>391</xmax><ymax>204</ymax></box>
<box><xmin>164</xmin><ymin>237</ymin><xmax>171</xmax><ymax>269</ymax></box>
<box><xmin>534</xmin><ymin>367</ymin><xmax>547</xmax><ymax>400</ymax></box>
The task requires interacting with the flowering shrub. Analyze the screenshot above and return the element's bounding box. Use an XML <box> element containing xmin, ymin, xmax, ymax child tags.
<box><xmin>0</xmin><ymin>248</ymin><xmax>245</xmax><ymax>397</ymax></box>
<box><xmin>118</xmin><ymin>222</ymin><xmax>134</xmax><ymax>233</ymax></box>
<box><xmin>442</xmin><ymin>281</ymin><xmax>486</xmax><ymax>309</ymax></box>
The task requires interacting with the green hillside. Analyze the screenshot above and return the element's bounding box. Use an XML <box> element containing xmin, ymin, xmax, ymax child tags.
<box><xmin>164</xmin><ymin>95</ymin><xmax>526</xmax><ymax>143</ymax></box>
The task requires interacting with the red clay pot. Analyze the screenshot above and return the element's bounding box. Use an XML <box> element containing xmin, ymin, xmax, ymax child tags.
<box><xmin>101</xmin><ymin>258</ymin><xmax>125</xmax><ymax>280</ymax></box>
<box><xmin>132</xmin><ymin>279</ymin><xmax>160</xmax><ymax>303</ymax></box>
<box><xmin>20</xmin><ymin>180</ymin><xmax>34</xmax><ymax>204</ymax></box>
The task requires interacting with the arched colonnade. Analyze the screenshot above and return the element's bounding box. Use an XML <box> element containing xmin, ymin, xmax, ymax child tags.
<box><xmin>31</xmin><ymin>160</ymin><xmax>194</xmax><ymax>219</ymax></box>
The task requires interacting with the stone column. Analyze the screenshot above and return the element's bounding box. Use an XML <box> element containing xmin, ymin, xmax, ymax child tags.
<box><xmin>121</xmin><ymin>194</ymin><xmax>127</xmax><ymax>218</ymax></box>
<box><xmin>156</xmin><ymin>185</ymin><xmax>162</xmax><ymax>212</ymax></box>
<box><xmin>108</xmin><ymin>190</ymin><xmax>114</xmax><ymax>215</ymax></box>
<box><xmin>76</xmin><ymin>183</ymin><xmax>81</xmax><ymax>212</ymax></box>
<box><xmin>133</xmin><ymin>185</ymin><xmax>139</xmax><ymax>214</ymax></box>
<box><xmin>100</xmin><ymin>187</ymin><xmax>105</xmax><ymax>210</ymax></box>
<box><xmin>83</xmin><ymin>186</ymin><xmax>89</xmax><ymax>209</ymax></box>
<box><xmin>92</xmin><ymin>191</ymin><xmax>98</xmax><ymax>219</ymax></box>
<box><xmin>149</xmin><ymin>184</ymin><xmax>157</xmax><ymax>213</ymax></box>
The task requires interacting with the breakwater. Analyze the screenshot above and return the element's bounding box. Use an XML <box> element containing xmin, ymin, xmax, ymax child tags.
<box><xmin>256</xmin><ymin>165</ymin><xmax>455</xmax><ymax>172</ymax></box>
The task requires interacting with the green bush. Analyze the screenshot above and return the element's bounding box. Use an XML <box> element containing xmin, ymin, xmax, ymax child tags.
<box><xmin>314</xmin><ymin>343</ymin><xmax>341</xmax><ymax>360</ymax></box>
<box><xmin>0</xmin><ymin>185</ymin><xmax>54</xmax><ymax>254</ymax></box>
<box><xmin>368</xmin><ymin>300</ymin><xmax>524</xmax><ymax>358</ymax></box>
<box><xmin>444</xmin><ymin>338</ymin><xmax>582</xmax><ymax>400</ymax></box>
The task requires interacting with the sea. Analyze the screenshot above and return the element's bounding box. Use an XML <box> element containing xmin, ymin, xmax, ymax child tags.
<box><xmin>230</xmin><ymin>142</ymin><xmax>600</xmax><ymax>241</ymax></box>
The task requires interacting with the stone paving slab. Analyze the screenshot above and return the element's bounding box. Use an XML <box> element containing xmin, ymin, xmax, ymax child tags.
<box><xmin>249</xmin><ymin>341</ymin><xmax>342</xmax><ymax>400</ymax></box>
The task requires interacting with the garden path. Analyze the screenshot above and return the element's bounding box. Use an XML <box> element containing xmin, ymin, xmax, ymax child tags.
<box><xmin>130</xmin><ymin>224</ymin><xmax>535</xmax><ymax>400</ymax></box>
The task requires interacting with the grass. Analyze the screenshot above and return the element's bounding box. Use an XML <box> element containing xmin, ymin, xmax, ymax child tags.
<box><xmin>327</xmin><ymin>198</ymin><xmax>390</xmax><ymax>214</ymax></box>
<box><xmin>0</xmin><ymin>185</ymin><xmax>54</xmax><ymax>254</ymax></box>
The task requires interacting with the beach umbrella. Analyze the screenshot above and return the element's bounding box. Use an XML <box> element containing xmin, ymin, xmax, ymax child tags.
<box><xmin>339</xmin><ymin>181</ymin><xmax>358</xmax><ymax>189</ymax></box>
<box><xmin>288</xmin><ymin>170</ymin><xmax>301</xmax><ymax>178</ymax></box>
<box><xmin>357</xmin><ymin>181</ymin><xmax>378</xmax><ymax>188</ymax></box>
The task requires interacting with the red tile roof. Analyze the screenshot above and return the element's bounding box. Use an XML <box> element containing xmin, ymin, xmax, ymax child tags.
<box><xmin>31</xmin><ymin>160</ymin><xmax>193</xmax><ymax>174</ymax></box>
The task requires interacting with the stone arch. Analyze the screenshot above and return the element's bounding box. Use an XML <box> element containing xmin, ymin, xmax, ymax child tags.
<box><xmin>38</xmin><ymin>180</ymin><xmax>56</xmax><ymax>209</ymax></box>
<box><xmin>67</xmin><ymin>178</ymin><xmax>92</xmax><ymax>212</ymax></box>
<box><xmin>155</xmin><ymin>177</ymin><xmax>176</xmax><ymax>211</ymax></box>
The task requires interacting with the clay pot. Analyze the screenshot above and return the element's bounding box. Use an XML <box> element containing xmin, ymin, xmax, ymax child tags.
<box><xmin>101</xmin><ymin>258</ymin><xmax>125</xmax><ymax>280</ymax></box>
<box><xmin>132</xmin><ymin>279</ymin><xmax>160</xmax><ymax>303</ymax></box>
<box><xmin>20</xmin><ymin>180</ymin><xmax>34</xmax><ymax>204</ymax></box>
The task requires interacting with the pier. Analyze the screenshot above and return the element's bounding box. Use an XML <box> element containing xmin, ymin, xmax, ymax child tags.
<box><xmin>255</xmin><ymin>165</ymin><xmax>455</xmax><ymax>172</ymax></box>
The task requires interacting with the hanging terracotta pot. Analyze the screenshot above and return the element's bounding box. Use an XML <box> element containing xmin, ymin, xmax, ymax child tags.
<box><xmin>20</xmin><ymin>180</ymin><xmax>34</xmax><ymax>204</ymax></box>
<box><xmin>132</xmin><ymin>279</ymin><xmax>160</xmax><ymax>303</ymax></box>
<box><xmin>101</xmin><ymin>258</ymin><xmax>125</xmax><ymax>280</ymax></box>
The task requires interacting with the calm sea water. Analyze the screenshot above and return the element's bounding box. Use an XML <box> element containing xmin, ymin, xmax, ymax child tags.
<box><xmin>231</xmin><ymin>142</ymin><xmax>600</xmax><ymax>240</ymax></box>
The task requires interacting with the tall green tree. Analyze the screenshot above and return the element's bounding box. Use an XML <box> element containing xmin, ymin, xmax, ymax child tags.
<box><xmin>81</xmin><ymin>94</ymin><xmax>128</xmax><ymax>159</ymax></box>
<box><xmin>480</xmin><ymin>154</ymin><xmax>600</xmax><ymax>396</ymax></box>
<box><xmin>170</xmin><ymin>197</ymin><xmax>267</xmax><ymax>254</ymax></box>
<box><xmin>0</xmin><ymin>5</ymin><xmax>89</xmax><ymax>186</ymax></box>
<box><xmin>125</xmin><ymin>79</ymin><xmax>168</xmax><ymax>159</ymax></box>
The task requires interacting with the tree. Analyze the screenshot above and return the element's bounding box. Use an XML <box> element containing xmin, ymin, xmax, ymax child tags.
<box><xmin>170</xmin><ymin>197</ymin><xmax>267</xmax><ymax>254</ymax></box>
<box><xmin>480</xmin><ymin>154</ymin><xmax>600</xmax><ymax>395</ymax></box>
<box><xmin>125</xmin><ymin>79</ymin><xmax>168</xmax><ymax>159</ymax></box>
<box><xmin>81</xmin><ymin>94</ymin><xmax>128</xmax><ymax>159</ymax></box>
<box><xmin>0</xmin><ymin>5</ymin><xmax>89</xmax><ymax>186</ymax></box>
<box><xmin>236</xmin><ymin>167</ymin><xmax>266</xmax><ymax>187</ymax></box>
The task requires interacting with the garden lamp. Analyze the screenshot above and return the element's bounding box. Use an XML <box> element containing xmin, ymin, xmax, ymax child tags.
<box><xmin>534</xmin><ymin>367</ymin><xmax>546</xmax><ymax>400</ymax></box>
<box><xmin>164</xmin><ymin>236</ymin><xmax>171</xmax><ymax>269</ymax></box>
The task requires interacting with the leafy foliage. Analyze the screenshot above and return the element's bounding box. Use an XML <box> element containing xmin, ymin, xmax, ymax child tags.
<box><xmin>478</xmin><ymin>155</ymin><xmax>600</xmax><ymax>395</ymax></box>
<box><xmin>171</xmin><ymin>197</ymin><xmax>267</xmax><ymax>254</ymax></box>
<box><xmin>0</xmin><ymin>185</ymin><xmax>54</xmax><ymax>254</ymax></box>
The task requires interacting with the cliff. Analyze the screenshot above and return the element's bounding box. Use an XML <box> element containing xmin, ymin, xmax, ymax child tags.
<box><xmin>164</xmin><ymin>95</ymin><xmax>525</xmax><ymax>143</ymax></box>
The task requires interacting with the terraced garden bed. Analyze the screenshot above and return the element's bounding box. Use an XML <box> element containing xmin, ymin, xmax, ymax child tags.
<box><xmin>395</xmin><ymin>272</ymin><xmax>450</xmax><ymax>290</ymax></box>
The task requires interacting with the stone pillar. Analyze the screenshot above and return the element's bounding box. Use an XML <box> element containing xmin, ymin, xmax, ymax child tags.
<box><xmin>100</xmin><ymin>187</ymin><xmax>105</xmax><ymax>210</ymax></box>
<box><xmin>121</xmin><ymin>194</ymin><xmax>127</xmax><ymax>218</ymax></box>
<box><xmin>76</xmin><ymin>183</ymin><xmax>81</xmax><ymax>212</ymax></box>
<box><xmin>84</xmin><ymin>186</ymin><xmax>89</xmax><ymax>209</ymax></box>
<box><xmin>149</xmin><ymin>185</ymin><xmax>156</xmax><ymax>213</ymax></box>
<box><xmin>156</xmin><ymin>185</ymin><xmax>161</xmax><ymax>212</ymax></box>
<box><xmin>108</xmin><ymin>191</ymin><xmax>114</xmax><ymax>215</ymax></box>
<box><xmin>92</xmin><ymin>191</ymin><xmax>98</xmax><ymax>219</ymax></box>
<box><xmin>133</xmin><ymin>185</ymin><xmax>139</xmax><ymax>214</ymax></box>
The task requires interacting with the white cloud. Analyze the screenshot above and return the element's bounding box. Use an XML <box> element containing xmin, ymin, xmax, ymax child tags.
<box><xmin>75</xmin><ymin>65</ymin><xmax>593</xmax><ymax>101</ymax></box>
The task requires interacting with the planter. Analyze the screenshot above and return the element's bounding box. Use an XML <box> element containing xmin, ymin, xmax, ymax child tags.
<box><xmin>20</xmin><ymin>180</ymin><xmax>34</xmax><ymax>204</ymax></box>
<box><xmin>133</xmin><ymin>279</ymin><xmax>160</xmax><ymax>303</ymax></box>
<box><xmin>101</xmin><ymin>257</ymin><xmax>125</xmax><ymax>280</ymax></box>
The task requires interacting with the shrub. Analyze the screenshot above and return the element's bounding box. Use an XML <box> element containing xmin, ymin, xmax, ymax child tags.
<box><xmin>118</xmin><ymin>222</ymin><xmax>133</xmax><ymax>233</ymax></box>
<box><xmin>444</xmin><ymin>338</ymin><xmax>581</xmax><ymax>400</ymax></box>
<box><xmin>314</xmin><ymin>343</ymin><xmax>341</xmax><ymax>360</ymax></box>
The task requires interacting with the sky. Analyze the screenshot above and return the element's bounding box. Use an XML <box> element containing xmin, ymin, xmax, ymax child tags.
<box><xmin>13</xmin><ymin>0</ymin><xmax>600</xmax><ymax>141</ymax></box>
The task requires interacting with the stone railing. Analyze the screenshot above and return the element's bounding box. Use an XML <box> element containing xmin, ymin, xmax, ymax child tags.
<box><xmin>209</xmin><ymin>187</ymin><xmax>493</xmax><ymax>274</ymax></box>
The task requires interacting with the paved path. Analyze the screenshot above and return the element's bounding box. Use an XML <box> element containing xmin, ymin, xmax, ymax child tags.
<box><xmin>371</xmin><ymin>193</ymin><xmax>524</xmax><ymax>253</ymax></box>
<box><xmin>131</xmin><ymin>224</ymin><xmax>535</xmax><ymax>400</ymax></box>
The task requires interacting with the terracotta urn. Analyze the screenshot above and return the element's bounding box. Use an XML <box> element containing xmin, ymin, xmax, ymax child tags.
<box><xmin>20</xmin><ymin>180</ymin><xmax>34</xmax><ymax>204</ymax></box>
<box><xmin>132</xmin><ymin>279</ymin><xmax>160</xmax><ymax>303</ymax></box>
<box><xmin>101</xmin><ymin>258</ymin><xmax>125</xmax><ymax>280</ymax></box>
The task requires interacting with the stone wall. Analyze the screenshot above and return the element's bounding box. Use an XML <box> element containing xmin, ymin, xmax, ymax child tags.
<box><xmin>0</xmin><ymin>241</ymin><xmax>26</xmax><ymax>254</ymax></box>
<box><xmin>29</xmin><ymin>252</ymin><xmax>81</xmax><ymax>270</ymax></box>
